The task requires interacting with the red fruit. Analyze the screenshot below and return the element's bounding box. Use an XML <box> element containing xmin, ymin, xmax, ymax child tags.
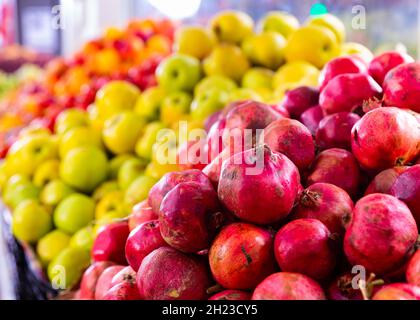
<box><xmin>209</xmin><ymin>290</ymin><xmax>251</xmax><ymax>300</ymax></box>
<box><xmin>383</xmin><ymin>62</ymin><xmax>420</xmax><ymax>112</ymax></box>
<box><xmin>252</xmin><ymin>272</ymin><xmax>326</xmax><ymax>300</ymax></box>
<box><xmin>159</xmin><ymin>182</ymin><xmax>223</xmax><ymax>253</ymax></box>
<box><xmin>218</xmin><ymin>145</ymin><xmax>300</xmax><ymax>225</ymax></box>
<box><xmin>328</xmin><ymin>272</ymin><xmax>383</xmax><ymax>300</ymax></box>
<box><xmin>202</xmin><ymin>147</ymin><xmax>232</xmax><ymax>187</ymax></box>
<box><xmin>299</xmin><ymin>105</ymin><xmax>325</xmax><ymax>135</ymax></box>
<box><xmin>148</xmin><ymin>169</ymin><xmax>213</xmax><ymax>215</ymax></box>
<box><xmin>372</xmin><ymin>283</ymin><xmax>420</xmax><ymax>300</ymax></box>
<box><xmin>274</xmin><ymin>219</ymin><xmax>337</xmax><ymax>280</ymax></box>
<box><xmin>261</xmin><ymin>118</ymin><xmax>315</xmax><ymax>172</ymax></box>
<box><xmin>104</xmin><ymin>281</ymin><xmax>141</xmax><ymax>300</ymax></box>
<box><xmin>365</xmin><ymin>166</ymin><xmax>409</xmax><ymax>195</ymax></box>
<box><xmin>368</xmin><ymin>51</ymin><xmax>414</xmax><ymax>85</ymax></box>
<box><xmin>110</xmin><ymin>266</ymin><xmax>137</xmax><ymax>288</ymax></box>
<box><xmin>406</xmin><ymin>250</ymin><xmax>420</xmax><ymax>286</ymax></box>
<box><xmin>351</xmin><ymin>107</ymin><xmax>420</xmax><ymax>171</ymax></box>
<box><xmin>137</xmin><ymin>247</ymin><xmax>211</xmax><ymax>300</ymax></box>
<box><xmin>390</xmin><ymin>164</ymin><xmax>420</xmax><ymax>226</ymax></box>
<box><xmin>292</xmin><ymin>183</ymin><xmax>353</xmax><ymax>237</ymax></box>
<box><xmin>128</xmin><ymin>200</ymin><xmax>157</xmax><ymax>231</ymax></box>
<box><xmin>204</xmin><ymin>111</ymin><xmax>222</xmax><ymax>132</ymax></box>
<box><xmin>92</xmin><ymin>222</ymin><xmax>130</xmax><ymax>265</ymax></box>
<box><xmin>315</xmin><ymin>112</ymin><xmax>360</xmax><ymax>151</ymax></box>
<box><xmin>344</xmin><ymin>194</ymin><xmax>418</xmax><ymax>275</ymax></box>
<box><xmin>209</xmin><ymin>223</ymin><xmax>276</xmax><ymax>290</ymax></box>
<box><xmin>270</xmin><ymin>103</ymin><xmax>290</xmax><ymax>118</ymax></box>
<box><xmin>319</xmin><ymin>73</ymin><xmax>382</xmax><ymax>114</ymax></box>
<box><xmin>79</xmin><ymin>261</ymin><xmax>115</xmax><ymax>300</ymax></box>
<box><xmin>281</xmin><ymin>86</ymin><xmax>319</xmax><ymax>119</ymax></box>
<box><xmin>94</xmin><ymin>265</ymin><xmax>125</xmax><ymax>300</ymax></box>
<box><xmin>177</xmin><ymin>139</ymin><xmax>207</xmax><ymax>171</ymax></box>
<box><xmin>206</xmin><ymin>118</ymin><xmax>226</xmax><ymax>162</ymax></box>
<box><xmin>319</xmin><ymin>56</ymin><xmax>368</xmax><ymax>90</ymax></box>
<box><xmin>125</xmin><ymin>220</ymin><xmax>166</xmax><ymax>271</ymax></box>
<box><xmin>306</xmin><ymin>148</ymin><xmax>361</xmax><ymax>198</ymax></box>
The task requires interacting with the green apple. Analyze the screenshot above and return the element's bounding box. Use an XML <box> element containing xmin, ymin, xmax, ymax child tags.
<box><xmin>12</xmin><ymin>199</ymin><xmax>52</xmax><ymax>243</ymax></box>
<box><xmin>5</xmin><ymin>133</ymin><xmax>58</xmax><ymax>176</ymax></box>
<box><xmin>54</xmin><ymin>109</ymin><xmax>89</xmax><ymax>135</ymax></box>
<box><xmin>95</xmin><ymin>80</ymin><xmax>141</xmax><ymax>120</ymax></box>
<box><xmin>103</xmin><ymin>111</ymin><xmax>147</xmax><ymax>155</ymax></box>
<box><xmin>194</xmin><ymin>75</ymin><xmax>237</xmax><ymax>97</ymax></box>
<box><xmin>242</xmin><ymin>68</ymin><xmax>274</xmax><ymax>90</ymax></box>
<box><xmin>60</xmin><ymin>146</ymin><xmax>108</xmax><ymax>193</ymax></box>
<box><xmin>135</xmin><ymin>122</ymin><xmax>167</xmax><ymax>159</ymax></box>
<box><xmin>69</xmin><ymin>226</ymin><xmax>94</xmax><ymax>252</ymax></box>
<box><xmin>160</xmin><ymin>91</ymin><xmax>192</xmax><ymax>126</ymax></box>
<box><xmin>3</xmin><ymin>178</ymin><xmax>40</xmax><ymax>209</ymax></box>
<box><xmin>209</xmin><ymin>10</ymin><xmax>254</xmax><ymax>44</ymax></box>
<box><xmin>59</xmin><ymin>126</ymin><xmax>103</xmax><ymax>158</ymax></box>
<box><xmin>48</xmin><ymin>247</ymin><xmax>90</xmax><ymax>290</ymax></box>
<box><xmin>156</xmin><ymin>53</ymin><xmax>202</xmax><ymax>93</ymax></box>
<box><xmin>118</xmin><ymin>158</ymin><xmax>147</xmax><ymax>190</ymax></box>
<box><xmin>307</xmin><ymin>13</ymin><xmax>346</xmax><ymax>43</ymax></box>
<box><xmin>175</xmin><ymin>26</ymin><xmax>217</xmax><ymax>59</ymax></box>
<box><xmin>191</xmin><ymin>89</ymin><xmax>228</xmax><ymax>122</ymax></box>
<box><xmin>124</xmin><ymin>175</ymin><xmax>158</xmax><ymax>208</ymax></box>
<box><xmin>242</xmin><ymin>32</ymin><xmax>286</xmax><ymax>70</ymax></box>
<box><xmin>37</xmin><ymin>230</ymin><xmax>71</xmax><ymax>266</ymax></box>
<box><xmin>108</xmin><ymin>153</ymin><xmax>136</xmax><ymax>179</ymax></box>
<box><xmin>40</xmin><ymin>179</ymin><xmax>75</xmax><ymax>206</ymax></box>
<box><xmin>92</xmin><ymin>180</ymin><xmax>119</xmax><ymax>202</ymax></box>
<box><xmin>228</xmin><ymin>88</ymin><xmax>263</xmax><ymax>103</ymax></box>
<box><xmin>257</xmin><ymin>11</ymin><xmax>300</xmax><ymax>38</ymax></box>
<box><xmin>134</xmin><ymin>86</ymin><xmax>166</xmax><ymax>120</ymax></box>
<box><xmin>203</xmin><ymin>44</ymin><xmax>250</xmax><ymax>82</ymax></box>
<box><xmin>33</xmin><ymin>159</ymin><xmax>60</xmax><ymax>188</ymax></box>
<box><xmin>54</xmin><ymin>193</ymin><xmax>95</xmax><ymax>234</ymax></box>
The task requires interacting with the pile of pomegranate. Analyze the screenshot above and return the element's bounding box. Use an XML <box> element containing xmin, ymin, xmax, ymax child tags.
<box><xmin>80</xmin><ymin>52</ymin><xmax>420</xmax><ymax>300</ymax></box>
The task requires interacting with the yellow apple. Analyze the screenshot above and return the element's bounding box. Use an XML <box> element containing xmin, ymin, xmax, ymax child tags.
<box><xmin>228</xmin><ymin>88</ymin><xmax>263</xmax><ymax>103</ymax></box>
<box><xmin>160</xmin><ymin>92</ymin><xmax>192</xmax><ymax>126</ymax></box>
<box><xmin>118</xmin><ymin>158</ymin><xmax>147</xmax><ymax>190</ymax></box>
<box><xmin>95</xmin><ymin>190</ymin><xmax>127</xmax><ymax>219</ymax></box>
<box><xmin>134</xmin><ymin>87</ymin><xmax>166</xmax><ymax>120</ymax></box>
<box><xmin>209</xmin><ymin>10</ymin><xmax>254</xmax><ymax>44</ymax></box>
<box><xmin>59</xmin><ymin>126</ymin><xmax>103</xmax><ymax>158</ymax></box>
<box><xmin>33</xmin><ymin>159</ymin><xmax>60</xmax><ymax>188</ymax></box>
<box><xmin>191</xmin><ymin>89</ymin><xmax>229</xmax><ymax>122</ymax></box>
<box><xmin>37</xmin><ymin>230</ymin><xmax>71</xmax><ymax>266</ymax></box>
<box><xmin>69</xmin><ymin>226</ymin><xmax>94</xmax><ymax>252</ymax></box>
<box><xmin>257</xmin><ymin>11</ymin><xmax>299</xmax><ymax>38</ymax></box>
<box><xmin>307</xmin><ymin>13</ymin><xmax>346</xmax><ymax>43</ymax></box>
<box><xmin>92</xmin><ymin>180</ymin><xmax>119</xmax><ymax>202</ymax></box>
<box><xmin>135</xmin><ymin>122</ymin><xmax>166</xmax><ymax>160</ymax></box>
<box><xmin>145</xmin><ymin>161</ymin><xmax>179</xmax><ymax>180</ymax></box>
<box><xmin>242</xmin><ymin>68</ymin><xmax>274</xmax><ymax>90</ymax></box>
<box><xmin>340</xmin><ymin>42</ymin><xmax>374</xmax><ymax>64</ymax></box>
<box><xmin>175</xmin><ymin>26</ymin><xmax>217</xmax><ymax>59</ymax></box>
<box><xmin>54</xmin><ymin>109</ymin><xmax>89</xmax><ymax>135</ymax></box>
<box><xmin>194</xmin><ymin>75</ymin><xmax>237</xmax><ymax>97</ymax></box>
<box><xmin>124</xmin><ymin>175</ymin><xmax>158</xmax><ymax>208</ymax></box>
<box><xmin>108</xmin><ymin>154</ymin><xmax>136</xmax><ymax>179</ymax></box>
<box><xmin>40</xmin><ymin>179</ymin><xmax>75</xmax><ymax>206</ymax></box>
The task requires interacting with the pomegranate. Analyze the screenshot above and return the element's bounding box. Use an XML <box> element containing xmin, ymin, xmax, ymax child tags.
<box><xmin>270</xmin><ymin>103</ymin><xmax>290</xmax><ymax>118</ymax></box>
<box><xmin>125</xmin><ymin>220</ymin><xmax>166</xmax><ymax>271</ymax></box>
<box><xmin>406</xmin><ymin>250</ymin><xmax>420</xmax><ymax>286</ymax></box>
<box><xmin>218</xmin><ymin>145</ymin><xmax>300</xmax><ymax>225</ymax></box>
<box><xmin>389</xmin><ymin>164</ymin><xmax>420</xmax><ymax>226</ymax></box>
<box><xmin>159</xmin><ymin>182</ymin><xmax>223</xmax><ymax>253</ymax></box>
<box><xmin>204</xmin><ymin>110</ymin><xmax>222</xmax><ymax>132</ymax></box>
<box><xmin>92</xmin><ymin>222</ymin><xmax>130</xmax><ymax>265</ymax></box>
<box><xmin>351</xmin><ymin>107</ymin><xmax>420</xmax><ymax>171</ymax></box>
<box><xmin>372</xmin><ymin>283</ymin><xmax>420</xmax><ymax>300</ymax></box>
<box><xmin>274</xmin><ymin>219</ymin><xmax>337</xmax><ymax>280</ymax></box>
<box><xmin>344</xmin><ymin>194</ymin><xmax>418</xmax><ymax>275</ymax></box>
<box><xmin>202</xmin><ymin>146</ymin><xmax>235</xmax><ymax>187</ymax></box>
<box><xmin>315</xmin><ymin>112</ymin><xmax>361</xmax><ymax>151</ymax></box>
<box><xmin>382</xmin><ymin>62</ymin><xmax>420</xmax><ymax>112</ymax></box>
<box><xmin>110</xmin><ymin>266</ymin><xmax>136</xmax><ymax>288</ymax></box>
<box><xmin>306</xmin><ymin>148</ymin><xmax>361</xmax><ymax>198</ymax></box>
<box><xmin>128</xmin><ymin>200</ymin><xmax>157</xmax><ymax>231</ymax></box>
<box><xmin>252</xmin><ymin>272</ymin><xmax>326</xmax><ymax>300</ymax></box>
<box><xmin>281</xmin><ymin>86</ymin><xmax>319</xmax><ymax>119</ymax></box>
<box><xmin>299</xmin><ymin>105</ymin><xmax>325</xmax><ymax>135</ymax></box>
<box><xmin>209</xmin><ymin>223</ymin><xmax>276</xmax><ymax>290</ymax></box>
<box><xmin>177</xmin><ymin>140</ymin><xmax>207</xmax><ymax>171</ymax></box>
<box><xmin>94</xmin><ymin>265</ymin><xmax>125</xmax><ymax>300</ymax></box>
<box><xmin>319</xmin><ymin>73</ymin><xmax>382</xmax><ymax>114</ymax></box>
<box><xmin>319</xmin><ymin>56</ymin><xmax>368</xmax><ymax>90</ymax></box>
<box><xmin>209</xmin><ymin>290</ymin><xmax>251</xmax><ymax>301</ymax></box>
<box><xmin>148</xmin><ymin>169</ymin><xmax>214</xmax><ymax>214</ymax></box>
<box><xmin>206</xmin><ymin>118</ymin><xmax>226</xmax><ymax>162</ymax></box>
<box><xmin>328</xmin><ymin>272</ymin><xmax>383</xmax><ymax>300</ymax></box>
<box><xmin>292</xmin><ymin>183</ymin><xmax>353</xmax><ymax>237</ymax></box>
<box><xmin>79</xmin><ymin>261</ymin><xmax>115</xmax><ymax>300</ymax></box>
<box><xmin>364</xmin><ymin>166</ymin><xmax>409</xmax><ymax>195</ymax></box>
<box><xmin>368</xmin><ymin>51</ymin><xmax>414</xmax><ymax>85</ymax></box>
<box><xmin>137</xmin><ymin>247</ymin><xmax>211</xmax><ymax>300</ymax></box>
<box><xmin>104</xmin><ymin>281</ymin><xmax>141</xmax><ymax>300</ymax></box>
<box><xmin>261</xmin><ymin>118</ymin><xmax>315</xmax><ymax>172</ymax></box>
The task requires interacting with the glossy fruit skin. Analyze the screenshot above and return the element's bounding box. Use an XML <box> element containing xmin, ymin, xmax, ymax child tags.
<box><xmin>299</xmin><ymin>105</ymin><xmax>324</xmax><ymax>135</ymax></box>
<box><xmin>209</xmin><ymin>290</ymin><xmax>251</xmax><ymax>301</ymax></box>
<box><xmin>128</xmin><ymin>201</ymin><xmax>157</xmax><ymax>231</ymax></box>
<box><xmin>319</xmin><ymin>73</ymin><xmax>382</xmax><ymax>114</ymax></box>
<box><xmin>368</xmin><ymin>51</ymin><xmax>414</xmax><ymax>85</ymax></box>
<box><xmin>125</xmin><ymin>220</ymin><xmax>166</xmax><ymax>271</ymax></box>
<box><xmin>364</xmin><ymin>166</ymin><xmax>409</xmax><ymax>195</ymax></box>
<box><xmin>281</xmin><ymin>86</ymin><xmax>319</xmax><ymax>119</ymax></box>
<box><xmin>406</xmin><ymin>250</ymin><xmax>420</xmax><ymax>286</ymax></box>
<box><xmin>209</xmin><ymin>223</ymin><xmax>276</xmax><ymax>290</ymax></box>
<box><xmin>148</xmin><ymin>169</ymin><xmax>213</xmax><ymax>215</ymax></box>
<box><xmin>306</xmin><ymin>148</ymin><xmax>361</xmax><ymax>198</ymax></box>
<box><xmin>94</xmin><ymin>265</ymin><xmax>125</xmax><ymax>300</ymax></box>
<box><xmin>218</xmin><ymin>146</ymin><xmax>300</xmax><ymax>225</ymax></box>
<box><xmin>79</xmin><ymin>261</ymin><xmax>115</xmax><ymax>300</ymax></box>
<box><xmin>104</xmin><ymin>281</ymin><xmax>141</xmax><ymax>300</ymax></box>
<box><xmin>159</xmin><ymin>182</ymin><xmax>222</xmax><ymax>253</ymax></box>
<box><xmin>344</xmin><ymin>194</ymin><xmax>418</xmax><ymax>275</ymax></box>
<box><xmin>262</xmin><ymin>118</ymin><xmax>315</xmax><ymax>172</ymax></box>
<box><xmin>252</xmin><ymin>272</ymin><xmax>326</xmax><ymax>300</ymax></box>
<box><xmin>351</xmin><ymin>107</ymin><xmax>420</xmax><ymax>172</ymax></box>
<box><xmin>315</xmin><ymin>112</ymin><xmax>360</xmax><ymax>151</ymax></box>
<box><xmin>382</xmin><ymin>62</ymin><xmax>420</xmax><ymax>112</ymax></box>
<box><xmin>137</xmin><ymin>247</ymin><xmax>211</xmax><ymax>300</ymax></box>
<box><xmin>372</xmin><ymin>283</ymin><xmax>420</xmax><ymax>300</ymax></box>
<box><xmin>274</xmin><ymin>219</ymin><xmax>337</xmax><ymax>280</ymax></box>
<box><xmin>92</xmin><ymin>222</ymin><xmax>130</xmax><ymax>265</ymax></box>
<box><xmin>292</xmin><ymin>183</ymin><xmax>353</xmax><ymax>237</ymax></box>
